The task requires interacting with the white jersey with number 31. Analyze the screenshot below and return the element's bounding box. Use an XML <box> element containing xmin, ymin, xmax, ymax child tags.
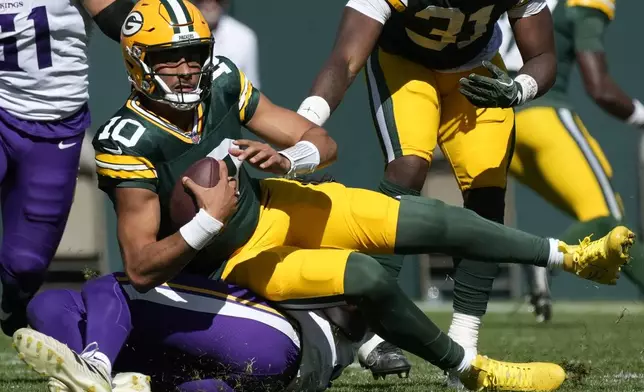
<box><xmin>499</xmin><ymin>0</ymin><xmax>558</xmax><ymax>72</ymax></box>
<box><xmin>0</xmin><ymin>0</ymin><xmax>92</xmax><ymax>121</ymax></box>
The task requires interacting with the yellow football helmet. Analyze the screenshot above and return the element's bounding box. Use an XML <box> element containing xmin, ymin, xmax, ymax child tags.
<box><xmin>120</xmin><ymin>0</ymin><xmax>214</xmax><ymax>110</ymax></box>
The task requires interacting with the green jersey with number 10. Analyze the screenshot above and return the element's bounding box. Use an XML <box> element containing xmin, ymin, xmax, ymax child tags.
<box><xmin>93</xmin><ymin>56</ymin><xmax>262</xmax><ymax>277</ymax></box>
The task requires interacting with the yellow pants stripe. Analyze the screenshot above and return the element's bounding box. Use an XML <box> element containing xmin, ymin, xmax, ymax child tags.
<box><xmin>556</xmin><ymin>108</ymin><xmax>622</xmax><ymax>220</ymax></box>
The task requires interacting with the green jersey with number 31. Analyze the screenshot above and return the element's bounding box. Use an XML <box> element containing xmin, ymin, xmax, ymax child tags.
<box><xmin>93</xmin><ymin>56</ymin><xmax>262</xmax><ymax>277</ymax></box>
<box><xmin>378</xmin><ymin>0</ymin><xmax>538</xmax><ymax>70</ymax></box>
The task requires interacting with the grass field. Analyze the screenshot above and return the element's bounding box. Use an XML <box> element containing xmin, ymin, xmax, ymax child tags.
<box><xmin>0</xmin><ymin>302</ymin><xmax>643</xmax><ymax>391</ymax></box>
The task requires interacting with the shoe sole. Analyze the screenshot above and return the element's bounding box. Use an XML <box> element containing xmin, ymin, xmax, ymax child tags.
<box><xmin>12</xmin><ymin>328</ymin><xmax>110</xmax><ymax>392</ymax></box>
<box><xmin>359</xmin><ymin>363</ymin><xmax>411</xmax><ymax>380</ymax></box>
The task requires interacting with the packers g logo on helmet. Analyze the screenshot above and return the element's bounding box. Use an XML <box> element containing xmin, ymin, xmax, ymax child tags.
<box><xmin>121</xmin><ymin>11</ymin><xmax>143</xmax><ymax>37</ymax></box>
<box><xmin>120</xmin><ymin>0</ymin><xmax>215</xmax><ymax>111</ymax></box>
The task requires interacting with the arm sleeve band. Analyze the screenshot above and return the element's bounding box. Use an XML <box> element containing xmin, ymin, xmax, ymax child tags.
<box><xmin>93</xmin><ymin>0</ymin><xmax>135</xmax><ymax>43</ymax></box>
<box><xmin>570</xmin><ymin>6</ymin><xmax>610</xmax><ymax>52</ymax></box>
<box><xmin>346</xmin><ymin>0</ymin><xmax>392</xmax><ymax>25</ymax></box>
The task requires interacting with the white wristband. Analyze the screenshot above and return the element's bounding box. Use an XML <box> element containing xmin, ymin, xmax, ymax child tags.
<box><xmin>279</xmin><ymin>141</ymin><xmax>321</xmax><ymax>178</ymax></box>
<box><xmin>179</xmin><ymin>209</ymin><xmax>224</xmax><ymax>250</ymax></box>
<box><xmin>296</xmin><ymin>96</ymin><xmax>331</xmax><ymax>126</ymax></box>
<box><xmin>627</xmin><ymin>99</ymin><xmax>644</xmax><ymax>127</ymax></box>
<box><xmin>514</xmin><ymin>74</ymin><xmax>538</xmax><ymax>105</ymax></box>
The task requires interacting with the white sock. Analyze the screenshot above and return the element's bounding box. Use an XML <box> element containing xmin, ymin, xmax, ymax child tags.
<box><xmin>452</xmin><ymin>346</ymin><xmax>477</xmax><ymax>375</ymax></box>
<box><xmin>81</xmin><ymin>348</ymin><xmax>112</xmax><ymax>377</ymax></box>
<box><xmin>357</xmin><ymin>333</ymin><xmax>384</xmax><ymax>363</ymax></box>
<box><xmin>533</xmin><ymin>266</ymin><xmax>550</xmax><ymax>294</ymax></box>
<box><xmin>447</xmin><ymin>313</ymin><xmax>481</xmax><ymax>351</ymax></box>
<box><xmin>547</xmin><ymin>238</ymin><xmax>564</xmax><ymax>270</ymax></box>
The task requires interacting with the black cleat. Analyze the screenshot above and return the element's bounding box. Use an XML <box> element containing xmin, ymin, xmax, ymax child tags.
<box><xmin>529</xmin><ymin>293</ymin><xmax>552</xmax><ymax>323</ymax></box>
<box><xmin>359</xmin><ymin>342</ymin><xmax>411</xmax><ymax>380</ymax></box>
<box><xmin>0</xmin><ymin>282</ymin><xmax>30</xmax><ymax>337</ymax></box>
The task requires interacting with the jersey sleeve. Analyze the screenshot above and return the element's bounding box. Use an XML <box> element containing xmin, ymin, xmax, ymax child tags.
<box><xmin>346</xmin><ymin>0</ymin><xmax>392</xmax><ymax>24</ymax></box>
<box><xmin>212</xmin><ymin>56</ymin><xmax>260</xmax><ymax>125</ymax></box>
<box><xmin>567</xmin><ymin>0</ymin><xmax>615</xmax><ymax>20</ymax></box>
<box><xmin>508</xmin><ymin>0</ymin><xmax>548</xmax><ymax>18</ymax></box>
<box><xmin>92</xmin><ymin>117</ymin><xmax>158</xmax><ymax>195</ymax></box>
<box><xmin>568</xmin><ymin>6</ymin><xmax>610</xmax><ymax>52</ymax></box>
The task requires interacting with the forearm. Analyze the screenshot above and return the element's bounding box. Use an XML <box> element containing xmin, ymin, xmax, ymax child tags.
<box><xmin>517</xmin><ymin>51</ymin><xmax>556</xmax><ymax>99</ymax></box>
<box><xmin>587</xmin><ymin>75</ymin><xmax>637</xmax><ymax>120</ymax></box>
<box><xmin>89</xmin><ymin>0</ymin><xmax>134</xmax><ymax>42</ymax></box>
<box><xmin>571</xmin><ymin>6</ymin><xmax>644</xmax><ymax>125</ymax></box>
<box><xmin>298</xmin><ymin>6</ymin><xmax>384</xmax><ymax>126</ymax></box>
<box><xmin>126</xmin><ymin>233</ymin><xmax>196</xmax><ymax>291</ymax></box>
<box><xmin>297</xmin><ymin>57</ymin><xmax>357</xmax><ymax>127</ymax></box>
<box><xmin>311</xmin><ymin>56</ymin><xmax>358</xmax><ymax>113</ymax></box>
<box><xmin>300</xmin><ymin>127</ymin><xmax>338</xmax><ymax>168</ymax></box>
<box><xmin>125</xmin><ymin>210</ymin><xmax>223</xmax><ymax>292</ymax></box>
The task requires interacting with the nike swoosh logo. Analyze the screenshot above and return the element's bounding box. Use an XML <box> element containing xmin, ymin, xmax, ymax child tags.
<box><xmin>104</xmin><ymin>146</ymin><xmax>123</xmax><ymax>155</ymax></box>
<box><xmin>497</xmin><ymin>80</ymin><xmax>514</xmax><ymax>87</ymax></box>
<box><xmin>58</xmin><ymin>141</ymin><xmax>77</xmax><ymax>150</ymax></box>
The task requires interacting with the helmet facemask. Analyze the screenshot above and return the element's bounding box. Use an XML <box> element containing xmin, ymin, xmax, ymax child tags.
<box><xmin>127</xmin><ymin>38</ymin><xmax>215</xmax><ymax>111</ymax></box>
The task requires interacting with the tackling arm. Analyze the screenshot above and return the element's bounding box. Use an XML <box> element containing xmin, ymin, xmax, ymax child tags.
<box><xmin>297</xmin><ymin>0</ymin><xmax>387</xmax><ymax>126</ymax></box>
<box><xmin>510</xmin><ymin>3</ymin><xmax>557</xmax><ymax>102</ymax></box>
<box><xmin>114</xmin><ymin>187</ymin><xmax>197</xmax><ymax>292</ymax></box>
<box><xmin>572</xmin><ymin>7</ymin><xmax>644</xmax><ymax>126</ymax></box>
<box><xmin>82</xmin><ymin>0</ymin><xmax>135</xmax><ymax>42</ymax></box>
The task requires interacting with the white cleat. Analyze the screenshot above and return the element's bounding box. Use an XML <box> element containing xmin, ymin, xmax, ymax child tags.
<box><xmin>112</xmin><ymin>372</ymin><xmax>152</xmax><ymax>392</ymax></box>
<box><xmin>47</xmin><ymin>373</ymin><xmax>151</xmax><ymax>392</ymax></box>
<box><xmin>12</xmin><ymin>328</ymin><xmax>112</xmax><ymax>392</ymax></box>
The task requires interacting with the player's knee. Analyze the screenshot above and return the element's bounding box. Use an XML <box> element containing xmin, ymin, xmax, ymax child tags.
<box><xmin>384</xmin><ymin>156</ymin><xmax>430</xmax><ymax>193</ymax></box>
<box><xmin>343</xmin><ymin>253</ymin><xmax>396</xmax><ymax>302</ymax></box>
<box><xmin>2</xmin><ymin>245</ymin><xmax>50</xmax><ymax>290</ymax></box>
<box><xmin>26</xmin><ymin>289</ymin><xmax>80</xmax><ymax>331</ymax></box>
<box><xmin>463</xmin><ymin>187</ymin><xmax>506</xmax><ymax>224</ymax></box>
<box><xmin>82</xmin><ymin>274</ymin><xmax>129</xmax><ymax>310</ymax></box>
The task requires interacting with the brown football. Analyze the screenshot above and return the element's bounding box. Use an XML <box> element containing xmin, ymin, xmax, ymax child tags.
<box><xmin>169</xmin><ymin>157</ymin><xmax>220</xmax><ymax>231</ymax></box>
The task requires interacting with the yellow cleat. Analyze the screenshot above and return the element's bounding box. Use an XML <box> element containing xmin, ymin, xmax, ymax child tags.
<box><xmin>560</xmin><ymin>226</ymin><xmax>634</xmax><ymax>285</ymax></box>
<box><xmin>460</xmin><ymin>355</ymin><xmax>566</xmax><ymax>391</ymax></box>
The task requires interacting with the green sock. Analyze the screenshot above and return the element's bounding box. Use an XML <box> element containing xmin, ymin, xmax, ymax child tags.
<box><xmin>452</xmin><ymin>187</ymin><xmax>505</xmax><ymax>316</ymax></box>
<box><xmin>344</xmin><ymin>252</ymin><xmax>464</xmax><ymax>369</ymax></box>
<box><xmin>395</xmin><ymin>196</ymin><xmax>551</xmax><ymax>266</ymax></box>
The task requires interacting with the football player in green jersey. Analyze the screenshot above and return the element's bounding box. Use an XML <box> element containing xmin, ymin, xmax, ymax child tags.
<box><xmin>296</xmin><ymin>0</ymin><xmax>557</xmax><ymax>379</ymax></box>
<box><xmin>499</xmin><ymin>0</ymin><xmax>644</xmax><ymax>323</ymax></box>
<box><xmin>86</xmin><ymin>0</ymin><xmax>634</xmax><ymax>390</ymax></box>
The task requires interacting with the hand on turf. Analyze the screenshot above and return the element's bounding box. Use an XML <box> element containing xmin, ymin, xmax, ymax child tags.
<box><xmin>459</xmin><ymin>61</ymin><xmax>521</xmax><ymax>108</ymax></box>
<box><xmin>229</xmin><ymin>139</ymin><xmax>291</xmax><ymax>175</ymax></box>
<box><xmin>182</xmin><ymin>160</ymin><xmax>238</xmax><ymax>223</ymax></box>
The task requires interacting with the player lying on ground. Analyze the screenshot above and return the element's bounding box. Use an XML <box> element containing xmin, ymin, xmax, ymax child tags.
<box><xmin>0</xmin><ymin>0</ymin><xmax>136</xmax><ymax>337</ymax></box>
<box><xmin>295</xmin><ymin>0</ymin><xmax>557</xmax><ymax>378</ymax></box>
<box><xmin>38</xmin><ymin>1</ymin><xmax>633</xmax><ymax>391</ymax></box>
<box><xmin>499</xmin><ymin>0</ymin><xmax>644</xmax><ymax>322</ymax></box>
<box><xmin>14</xmin><ymin>272</ymin><xmax>355</xmax><ymax>392</ymax></box>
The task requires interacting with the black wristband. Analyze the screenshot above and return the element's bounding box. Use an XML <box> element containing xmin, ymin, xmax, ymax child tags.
<box><xmin>93</xmin><ymin>0</ymin><xmax>135</xmax><ymax>43</ymax></box>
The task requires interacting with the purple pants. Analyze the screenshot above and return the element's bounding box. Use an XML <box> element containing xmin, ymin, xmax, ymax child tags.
<box><xmin>0</xmin><ymin>104</ymin><xmax>88</xmax><ymax>310</ymax></box>
<box><xmin>27</xmin><ymin>273</ymin><xmax>301</xmax><ymax>392</ymax></box>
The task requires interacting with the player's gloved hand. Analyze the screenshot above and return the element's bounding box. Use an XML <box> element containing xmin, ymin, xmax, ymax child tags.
<box><xmin>459</xmin><ymin>61</ymin><xmax>521</xmax><ymax>108</ymax></box>
<box><xmin>229</xmin><ymin>139</ymin><xmax>291</xmax><ymax>175</ymax></box>
<box><xmin>182</xmin><ymin>161</ymin><xmax>239</xmax><ymax>223</ymax></box>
